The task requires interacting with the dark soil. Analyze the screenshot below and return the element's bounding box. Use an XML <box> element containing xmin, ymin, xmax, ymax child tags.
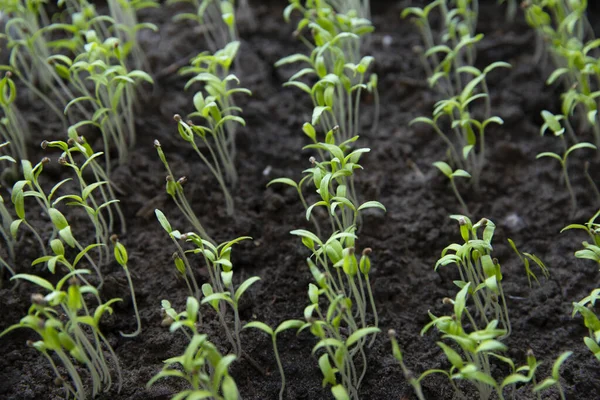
<box><xmin>1</xmin><ymin>1</ymin><xmax>600</xmax><ymax>399</ymax></box>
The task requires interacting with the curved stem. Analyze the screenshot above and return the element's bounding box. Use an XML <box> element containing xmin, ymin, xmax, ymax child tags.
<box><xmin>119</xmin><ymin>266</ymin><xmax>142</xmax><ymax>337</ymax></box>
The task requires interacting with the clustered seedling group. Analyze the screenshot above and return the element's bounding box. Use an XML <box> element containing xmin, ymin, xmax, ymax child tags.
<box><xmin>0</xmin><ymin>0</ymin><xmax>599</xmax><ymax>399</ymax></box>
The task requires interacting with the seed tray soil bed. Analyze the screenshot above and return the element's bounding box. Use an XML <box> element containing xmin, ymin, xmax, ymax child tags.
<box><xmin>1</xmin><ymin>1</ymin><xmax>600</xmax><ymax>399</ymax></box>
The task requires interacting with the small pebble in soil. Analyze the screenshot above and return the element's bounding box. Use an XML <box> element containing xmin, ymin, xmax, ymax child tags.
<box><xmin>262</xmin><ymin>165</ymin><xmax>272</xmax><ymax>176</ymax></box>
<box><xmin>382</xmin><ymin>35</ymin><xmax>393</xmax><ymax>47</ymax></box>
<box><xmin>502</xmin><ymin>212</ymin><xmax>526</xmax><ymax>232</ymax></box>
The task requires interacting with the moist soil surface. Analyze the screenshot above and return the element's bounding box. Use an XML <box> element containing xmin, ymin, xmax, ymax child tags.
<box><xmin>2</xmin><ymin>1</ymin><xmax>600</xmax><ymax>399</ymax></box>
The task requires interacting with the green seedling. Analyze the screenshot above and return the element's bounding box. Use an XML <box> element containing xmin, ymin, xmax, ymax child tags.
<box><xmin>62</xmin><ymin>32</ymin><xmax>153</xmax><ymax>173</ymax></box>
<box><xmin>105</xmin><ymin>0</ymin><xmax>159</xmax><ymax>71</ymax></box>
<box><xmin>0</xmin><ymin>141</ymin><xmax>16</xmax><ymax>283</ymax></box>
<box><xmin>160</xmin><ymin>297</ymin><xmax>202</xmax><ymax>339</ymax></box>
<box><xmin>292</xmin><ymin>228</ymin><xmax>380</xmax><ymax>398</ymax></box>
<box><xmin>267</xmin><ymin>174</ymin><xmax>323</xmax><ymax>238</ymax></box>
<box><xmin>156</xmin><ymin>208</ymin><xmax>258</xmax><ymax>357</ymax></box>
<box><xmin>11</xmin><ymin>157</ymin><xmax>105</xmax><ymax>284</ymax></box>
<box><xmin>111</xmin><ymin>235</ymin><xmax>141</xmax><ymax>337</ymax></box>
<box><xmin>168</xmin><ymin>0</ymin><xmax>238</xmax><ymax>53</ymax></box>
<box><xmin>411</xmin><ymin>69</ymin><xmax>506</xmax><ymax>191</ymax></box>
<box><xmin>0</xmin><ymin>71</ymin><xmax>30</xmax><ymax>161</ymax></box>
<box><xmin>1</xmin><ymin>0</ymin><xmax>55</xmax><ymax>90</ymax></box>
<box><xmin>525</xmin><ymin>0</ymin><xmax>600</xmax><ymax>147</ymax></box>
<box><xmin>436</xmin><ymin>216</ymin><xmax>511</xmax><ymax>336</ymax></box>
<box><xmin>433</xmin><ymin>161</ymin><xmax>471</xmax><ymax>214</ymax></box>
<box><xmin>279</xmin><ymin>1</ymin><xmax>379</xmax><ymax>142</ymax></box>
<box><xmin>536</xmin><ymin>139</ymin><xmax>597</xmax><ymax>217</ymax></box>
<box><xmin>572</xmin><ymin>289</ymin><xmax>600</xmax><ymax>360</ymax></box>
<box><xmin>181</xmin><ymin>41</ymin><xmax>249</xmax><ymax>178</ymax></box>
<box><xmin>422</xmin><ymin>283</ymin><xmax>540</xmax><ymax>400</ymax></box>
<box><xmin>405</xmin><ymin>0</ymin><xmax>508</xmax><ymax>191</ymax></box>
<box><xmin>155</xmin><ymin>140</ymin><xmax>213</xmax><ymax>243</ymax></box>
<box><xmin>284</xmin><ymin>0</ymin><xmax>374</xmax><ymax>62</ymax></box>
<box><xmin>276</xmin><ymin>134</ymin><xmax>385</xmax><ymax>235</ymax></box>
<box><xmin>507</xmin><ymin>238</ymin><xmax>550</xmax><ymax>287</ymax></box>
<box><xmin>310</xmin><ymin>322</ymin><xmax>380</xmax><ymax>400</ymax></box>
<box><xmin>151</xmin><ymin>297</ymin><xmax>240</xmax><ymax>399</ymax></box>
<box><xmin>533</xmin><ymin>351</ymin><xmax>573</xmax><ymax>400</ymax></box>
<box><xmin>562</xmin><ymin>209</ymin><xmax>600</xmax><ymax>268</ymax></box>
<box><xmin>155</xmin><ymin>208</ymin><xmax>202</xmax><ymax>298</ymax></box>
<box><xmin>10</xmin><ymin>158</ymin><xmax>61</xmax><ymax>256</ymax></box>
<box><xmin>388</xmin><ymin>329</ymin><xmax>427</xmax><ymax>400</ymax></box>
<box><xmin>43</xmin><ymin>132</ymin><xmax>126</xmax><ymax>267</ymax></box>
<box><xmin>276</xmin><ymin>47</ymin><xmax>378</xmax><ymax>144</ymax></box>
<box><xmin>53</xmin><ymin>0</ymin><xmax>158</xmax><ymax>72</ymax></box>
<box><xmin>1</xmin><ymin>269</ymin><xmax>122</xmax><ymax>399</ymax></box>
<box><xmin>148</xmin><ymin>317</ymin><xmax>240</xmax><ymax>400</ymax></box>
<box><xmin>186</xmin><ymin>233</ymin><xmax>259</xmax><ymax>357</ymax></box>
<box><xmin>403</xmin><ymin>0</ymin><xmax>482</xmax><ymax>97</ymax></box>
<box><xmin>175</xmin><ymin>42</ymin><xmax>251</xmax><ymax>214</ymax></box>
<box><xmin>243</xmin><ymin>320</ymin><xmax>304</xmax><ymax>400</ymax></box>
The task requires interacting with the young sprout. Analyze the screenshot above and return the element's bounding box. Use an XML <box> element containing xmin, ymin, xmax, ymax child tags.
<box><xmin>180</xmin><ymin>41</ymin><xmax>250</xmax><ymax>193</ymax></box>
<box><xmin>155</xmin><ymin>140</ymin><xmax>213</xmax><ymax>243</ymax></box>
<box><xmin>436</xmin><ymin>216</ymin><xmax>511</xmax><ymax>336</ymax></box>
<box><xmin>168</xmin><ymin>0</ymin><xmax>238</xmax><ymax>53</ymax></box>
<box><xmin>105</xmin><ymin>0</ymin><xmax>159</xmax><ymax>71</ymax></box>
<box><xmin>533</xmin><ymin>351</ymin><xmax>573</xmax><ymax>400</ymax></box>
<box><xmin>278</xmin><ymin>1</ymin><xmax>379</xmax><ymax>144</ymax></box>
<box><xmin>433</xmin><ymin>161</ymin><xmax>471</xmax><ymax>214</ymax></box>
<box><xmin>190</xmin><ymin>233</ymin><xmax>260</xmax><ymax>357</ymax></box>
<box><xmin>44</xmin><ymin>133</ymin><xmax>127</xmax><ymax>267</ymax></box>
<box><xmin>1</xmin><ymin>269</ymin><xmax>122</xmax><ymax>399</ymax></box>
<box><xmin>151</xmin><ymin>297</ymin><xmax>240</xmax><ymax>399</ymax></box>
<box><xmin>155</xmin><ymin>208</ymin><xmax>202</xmax><ymax>298</ymax></box>
<box><xmin>388</xmin><ymin>329</ymin><xmax>426</xmax><ymax>400</ymax></box>
<box><xmin>288</xmin><ymin>134</ymin><xmax>386</xmax><ymax>235</ymax></box>
<box><xmin>243</xmin><ymin>319</ymin><xmax>304</xmax><ymax>400</ymax></box>
<box><xmin>267</xmin><ymin>174</ymin><xmax>323</xmax><ymax>238</ymax></box>
<box><xmin>291</xmin><ymin>227</ymin><xmax>380</xmax><ymax>398</ymax></box>
<box><xmin>562</xmin><ymin>209</ymin><xmax>600</xmax><ymax>269</ymax></box>
<box><xmin>537</xmin><ymin>141</ymin><xmax>597</xmax><ymax>217</ymax></box>
<box><xmin>155</xmin><ymin>207</ymin><xmax>258</xmax><ymax>357</ymax></box>
<box><xmin>0</xmin><ymin>142</ymin><xmax>16</xmax><ymax>283</ymax></box>
<box><xmin>572</xmin><ymin>289</ymin><xmax>600</xmax><ymax>360</ymax></box>
<box><xmin>147</xmin><ymin>325</ymin><xmax>239</xmax><ymax>399</ymax></box>
<box><xmin>111</xmin><ymin>235</ymin><xmax>141</xmax><ymax>337</ymax></box>
<box><xmin>11</xmin><ymin>158</ymin><xmax>106</xmax><ymax>285</ymax></box>
<box><xmin>421</xmin><ymin>283</ymin><xmax>541</xmax><ymax>400</ymax></box>
<box><xmin>0</xmin><ymin>71</ymin><xmax>30</xmax><ymax>161</ymax></box>
<box><xmin>507</xmin><ymin>238</ymin><xmax>550</xmax><ymax>287</ymax></box>
<box><xmin>63</xmin><ymin>33</ymin><xmax>154</xmax><ymax>174</ymax></box>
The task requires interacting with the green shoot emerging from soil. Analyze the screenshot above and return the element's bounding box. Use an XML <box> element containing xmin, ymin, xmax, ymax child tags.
<box><xmin>290</xmin><ymin>228</ymin><xmax>380</xmax><ymax>399</ymax></box>
<box><xmin>148</xmin><ymin>297</ymin><xmax>240</xmax><ymax>400</ymax></box>
<box><xmin>1</xmin><ymin>270</ymin><xmax>122</xmax><ymax>399</ymax></box>
<box><xmin>420</xmin><ymin>283</ymin><xmax>542</xmax><ymax>400</ymax></box>
<box><xmin>533</xmin><ymin>351</ymin><xmax>573</xmax><ymax>400</ymax></box>
<box><xmin>537</xmin><ymin>112</ymin><xmax>597</xmax><ymax>216</ymax></box>
<box><xmin>175</xmin><ymin>41</ymin><xmax>251</xmax><ymax>215</ymax></box>
<box><xmin>0</xmin><ymin>71</ymin><xmax>30</xmax><ymax>161</ymax></box>
<box><xmin>155</xmin><ymin>140</ymin><xmax>213</xmax><ymax>242</ymax></box>
<box><xmin>168</xmin><ymin>0</ymin><xmax>238</xmax><ymax>53</ymax></box>
<box><xmin>156</xmin><ymin>209</ymin><xmax>259</xmax><ymax>358</ymax></box>
<box><xmin>0</xmin><ymin>141</ymin><xmax>16</xmax><ymax>283</ymax></box>
<box><xmin>405</xmin><ymin>0</ymin><xmax>509</xmax><ymax>191</ymax></box>
<box><xmin>243</xmin><ymin>320</ymin><xmax>304</xmax><ymax>400</ymax></box>
<box><xmin>436</xmin><ymin>216</ymin><xmax>511</xmax><ymax>336</ymax></box>
<box><xmin>278</xmin><ymin>0</ymin><xmax>379</xmax><ymax>143</ymax></box>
